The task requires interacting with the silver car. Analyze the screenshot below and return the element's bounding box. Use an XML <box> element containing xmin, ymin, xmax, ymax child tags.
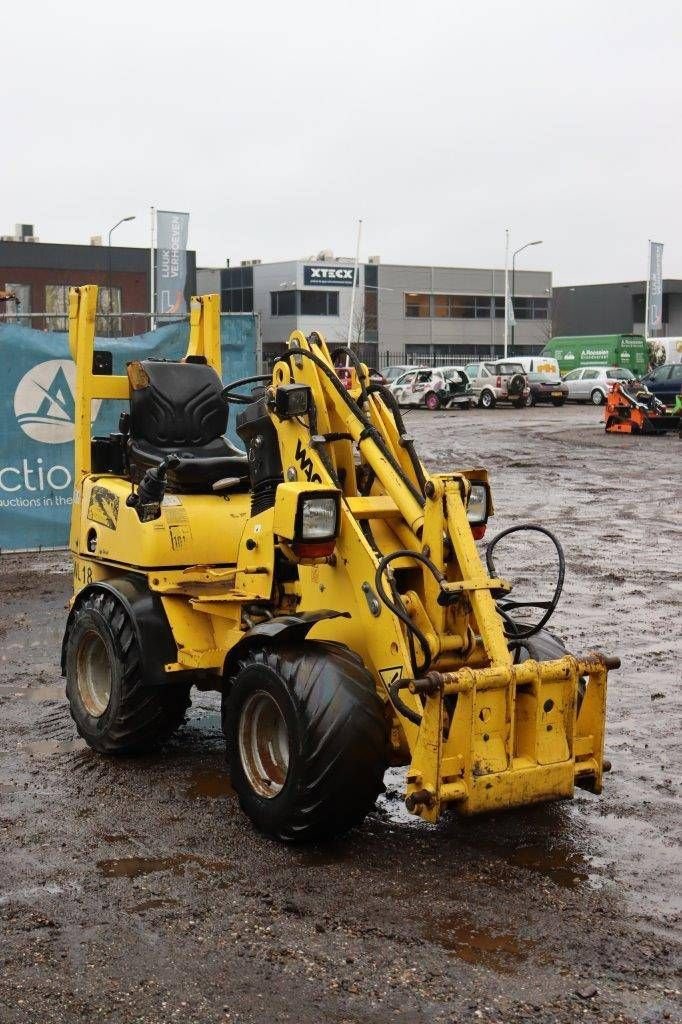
<box><xmin>563</xmin><ymin>366</ymin><xmax>636</xmax><ymax>405</ymax></box>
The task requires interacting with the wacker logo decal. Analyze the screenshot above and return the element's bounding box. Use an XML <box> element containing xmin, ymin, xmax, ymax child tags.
<box><xmin>87</xmin><ymin>485</ymin><xmax>120</xmax><ymax>530</ymax></box>
<box><xmin>13</xmin><ymin>359</ymin><xmax>101</xmax><ymax>443</ymax></box>
<box><xmin>295</xmin><ymin>439</ymin><xmax>322</xmax><ymax>483</ymax></box>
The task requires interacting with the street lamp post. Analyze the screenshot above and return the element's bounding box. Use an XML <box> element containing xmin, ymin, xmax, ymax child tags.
<box><xmin>511</xmin><ymin>239</ymin><xmax>542</xmax><ymax>356</ymax></box>
<box><xmin>107</xmin><ymin>215</ymin><xmax>136</xmax><ymax>335</ymax></box>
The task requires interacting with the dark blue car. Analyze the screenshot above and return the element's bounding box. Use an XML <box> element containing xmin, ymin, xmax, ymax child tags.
<box><xmin>641</xmin><ymin>364</ymin><xmax>682</xmax><ymax>405</ymax></box>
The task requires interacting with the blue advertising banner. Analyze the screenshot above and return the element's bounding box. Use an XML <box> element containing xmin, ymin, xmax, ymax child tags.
<box><xmin>0</xmin><ymin>315</ymin><xmax>256</xmax><ymax>552</ymax></box>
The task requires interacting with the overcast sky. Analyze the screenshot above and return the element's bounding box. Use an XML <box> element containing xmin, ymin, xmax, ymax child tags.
<box><xmin>4</xmin><ymin>1</ymin><xmax>680</xmax><ymax>285</ymax></box>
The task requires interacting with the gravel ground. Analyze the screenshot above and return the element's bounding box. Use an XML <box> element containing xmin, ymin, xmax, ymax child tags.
<box><xmin>1</xmin><ymin>403</ymin><xmax>680</xmax><ymax>1024</ymax></box>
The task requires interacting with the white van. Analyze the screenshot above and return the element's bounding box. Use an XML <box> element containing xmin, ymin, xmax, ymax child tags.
<box><xmin>648</xmin><ymin>338</ymin><xmax>682</xmax><ymax>366</ymax></box>
<box><xmin>514</xmin><ymin>355</ymin><xmax>561</xmax><ymax>376</ymax></box>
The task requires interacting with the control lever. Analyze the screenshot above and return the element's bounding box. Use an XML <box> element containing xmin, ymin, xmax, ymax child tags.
<box><xmin>126</xmin><ymin>454</ymin><xmax>180</xmax><ymax>522</ymax></box>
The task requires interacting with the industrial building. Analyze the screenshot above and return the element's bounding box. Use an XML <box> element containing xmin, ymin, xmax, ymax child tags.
<box><xmin>1</xmin><ymin>224</ymin><xmax>196</xmax><ymax>335</ymax></box>
<box><xmin>197</xmin><ymin>254</ymin><xmax>552</xmax><ymax>365</ymax></box>
<box><xmin>553</xmin><ymin>279</ymin><xmax>682</xmax><ymax>338</ymax></box>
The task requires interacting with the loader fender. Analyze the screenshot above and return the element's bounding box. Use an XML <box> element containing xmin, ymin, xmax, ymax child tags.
<box><xmin>61</xmin><ymin>575</ymin><xmax>187</xmax><ymax>687</ymax></box>
<box><xmin>224</xmin><ymin>610</ymin><xmax>350</xmax><ymax>677</ymax></box>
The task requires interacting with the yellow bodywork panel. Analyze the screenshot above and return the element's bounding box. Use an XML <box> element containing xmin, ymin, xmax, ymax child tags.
<box><xmin>74</xmin><ymin>476</ymin><xmax>250</xmax><ymax>569</ymax></box>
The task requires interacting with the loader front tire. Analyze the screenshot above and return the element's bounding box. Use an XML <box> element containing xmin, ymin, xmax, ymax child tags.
<box><xmin>65</xmin><ymin>591</ymin><xmax>190</xmax><ymax>754</ymax></box>
<box><xmin>224</xmin><ymin>642</ymin><xmax>388</xmax><ymax>842</ymax></box>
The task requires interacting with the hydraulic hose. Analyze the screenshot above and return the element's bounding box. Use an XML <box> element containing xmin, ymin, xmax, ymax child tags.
<box><xmin>485</xmin><ymin>523</ymin><xmax>566</xmax><ymax>642</ymax></box>
<box><xmin>275</xmin><ymin>346</ymin><xmax>425</xmax><ymax>508</ymax></box>
<box><xmin>366</xmin><ymin>382</ymin><xmax>428</xmax><ymax>497</ymax></box>
<box><xmin>375</xmin><ymin>548</ymin><xmax>447</xmax><ymax>676</ymax></box>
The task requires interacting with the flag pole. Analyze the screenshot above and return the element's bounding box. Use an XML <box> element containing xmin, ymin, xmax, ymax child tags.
<box><xmin>644</xmin><ymin>239</ymin><xmax>651</xmax><ymax>340</ymax></box>
<box><xmin>346</xmin><ymin>218</ymin><xmax>362</xmax><ymax>360</ymax></box>
<box><xmin>150</xmin><ymin>206</ymin><xmax>156</xmax><ymax>331</ymax></box>
<box><xmin>503</xmin><ymin>228</ymin><xmax>510</xmax><ymax>359</ymax></box>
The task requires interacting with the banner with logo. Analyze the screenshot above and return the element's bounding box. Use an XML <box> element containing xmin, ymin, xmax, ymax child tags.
<box><xmin>647</xmin><ymin>240</ymin><xmax>664</xmax><ymax>332</ymax></box>
<box><xmin>303</xmin><ymin>265</ymin><xmax>358</xmax><ymax>287</ymax></box>
<box><xmin>156</xmin><ymin>210</ymin><xmax>190</xmax><ymax>316</ymax></box>
<box><xmin>0</xmin><ymin>315</ymin><xmax>257</xmax><ymax>552</ymax></box>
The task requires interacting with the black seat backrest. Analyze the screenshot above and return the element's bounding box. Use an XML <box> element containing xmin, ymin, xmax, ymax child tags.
<box><xmin>128</xmin><ymin>359</ymin><xmax>227</xmax><ymax>448</ymax></box>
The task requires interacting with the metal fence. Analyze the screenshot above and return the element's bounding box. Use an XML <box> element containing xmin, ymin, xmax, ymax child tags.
<box><xmin>0</xmin><ymin>311</ymin><xmax>185</xmax><ymax>336</ymax></box>
<box><xmin>263</xmin><ymin>343</ymin><xmax>543</xmax><ymax>372</ymax></box>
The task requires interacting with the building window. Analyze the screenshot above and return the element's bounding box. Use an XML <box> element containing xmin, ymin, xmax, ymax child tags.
<box><xmin>433</xmin><ymin>294</ymin><xmax>492</xmax><ymax>319</ymax></box>
<box><xmin>45</xmin><ymin>285</ymin><xmax>69</xmax><ymax>331</ymax></box>
<box><xmin>221</xmin><ymin>265</ymin><xmax>254</xmax><ymax>313</ymax></box>
<box><xmin>271</xmin><ymin>290</ymin><xmax>297</xmax><ymax>316</ymax></box>
<box><xmin>493</xmin><ymin>296</ymin><xmax>548</xmax><ymax>319</ymax></box>
<box><xmin>45</xmin><ymin>284</ymin><xmax>121</xmax><ymax>333</ymax></box>
<box><xmin>364</xmin><ymin>289</ymin><xmax>378</xmax><ymax>341</ymax></box>
<box><xmin>300</xmin><ymin>290</ymin><xmax>338</xmax><ymax>316</ymax></box>
<box><xmin>512</xmin><ymin>296</ymin><xmax>549</xmax><ymax>320</ymax></box>
<box><xmin>405</xmin><ymin>293</ymin><xmax>430</xmax><ymax>318</ymax></box>
<box><xmin>2</xmin><ymin>283</ymin><xmax>31</xmax><ymax>324</ymax></box>
<box><xmin>96</xmin><ymin>286</ymin><xmax>122</xmax><ymax>335</ymax></box>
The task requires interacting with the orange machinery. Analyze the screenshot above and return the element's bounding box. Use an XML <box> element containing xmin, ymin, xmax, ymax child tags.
<box><xmin>604</xmin><ymin>380</ymin><xmax>680</xmax><ymax>435</ymax></box>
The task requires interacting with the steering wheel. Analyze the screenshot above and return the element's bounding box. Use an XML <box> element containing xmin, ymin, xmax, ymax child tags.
<box><xmin>485</xmin><ymin>524</ymin><xmax>565</xmax><ymax>640</ymax></box>
<box><xmin>221</xmin><ymin>374</ymin><xmax>272</xmax><ymax>406</ymax></box>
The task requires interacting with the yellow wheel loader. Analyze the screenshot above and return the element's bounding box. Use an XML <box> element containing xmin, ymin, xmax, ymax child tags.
<box><xmin>62</xmin><ymin>285</ymin><xmax>617</xmax><ymax>841</ymax></box>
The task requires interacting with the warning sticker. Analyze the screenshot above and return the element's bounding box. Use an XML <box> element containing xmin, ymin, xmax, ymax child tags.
<box><xmin>164</xmin><ymin>502</ymin><xmax>192</xmax><ymax>551</ymax></box>
<box><xmin>87</xmin><ymin>485</ymin><xmax>120</xmax><ymax>530</ymax></box>
<box><xmin>379</xmin><ymin>666</ymin><xmax>402</xmax><ymax>688</ymax></box>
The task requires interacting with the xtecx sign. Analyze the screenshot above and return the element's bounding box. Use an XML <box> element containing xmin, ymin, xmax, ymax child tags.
<box><xmin>303</xmin><ymin>265</ymin><xmax>358</xmax><ymax>287</ymax></box>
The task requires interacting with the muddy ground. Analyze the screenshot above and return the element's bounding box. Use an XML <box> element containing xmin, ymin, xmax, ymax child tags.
<box><xmin>1</xmin><ymin>403</ymin><xmax>680</xmax><ymax>1024</ymax></box>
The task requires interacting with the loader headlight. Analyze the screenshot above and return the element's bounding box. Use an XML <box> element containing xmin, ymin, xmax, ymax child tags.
<box><xmin>298</xmin><ymin>495</ymin><xmax>339</xmax><ymax>540</ymax></box>
<box><xmin>466</xmin><ymin>483</ymin><xmax>489</xmax><ymax>525</ymax></box>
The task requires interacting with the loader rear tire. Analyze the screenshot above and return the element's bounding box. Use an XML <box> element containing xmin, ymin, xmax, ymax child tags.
<box><xmin>223</xmin><ymin>641</ymin><xmax>388</xmax><ymax>842</ymax></box>
<box><xmin>65</xmin><ymin>591</ymin><xmax>190</xmax><ymax>754</ymax></box>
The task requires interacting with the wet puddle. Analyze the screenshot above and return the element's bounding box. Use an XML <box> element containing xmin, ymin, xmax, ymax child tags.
<box><xmin>23</xmin><ymin>685</ymin><xmax>66</xmax><ymax>703</ymax></box>
<box><xmin>185</xmin><ymin>767</ymin><xmax>235</xmax><ymax>800</ymax></box>
<box><xmin>19</xmin><ymin>737</ymin><xmax>88</xmax><ymax>758</ymax></box>
<box><xmin>488</xmin><ymin>841</ymin><xmax>589</xmax><ymax>888</ymax></box>
<box><xmin>129</xmin><ymin>897</ymin><xmax>181</xmax><ymax>914</ymax></box>
<box><xmin>97</xmin><ymin>853</ymin><xmax>231</xmax><ymax>879</ymax></box>
<box><xmin>425</xmin><ymin>916</ymin><xmax>526</xmax><ymax>973</ymax></box>
<box><xmin>379</xmin><ymin>769</ymin><xmax>595</xmax><ymax>889</ymax></box>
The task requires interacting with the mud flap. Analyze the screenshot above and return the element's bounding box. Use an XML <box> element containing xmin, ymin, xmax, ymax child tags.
<box><xmin>61</xmin><ymin>576</ymin><xmax>190</xmax><ymax>687</ymax></box>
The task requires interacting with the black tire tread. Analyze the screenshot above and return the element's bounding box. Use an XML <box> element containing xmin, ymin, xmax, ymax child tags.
<box><xmin>66</xmin><ymin>591</ymin><xmax>190</xmax><ymax>754</ymax></box>
<box><xmin>226</xmin><ymin>641</ymin><xmax>387</xmax><ymax>842</ymax></box>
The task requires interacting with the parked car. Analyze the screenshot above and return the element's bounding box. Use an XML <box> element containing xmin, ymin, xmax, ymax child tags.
<box><xmin>524</xmin><ymin>372</ymin><xmax>569</xmax><ymax>407</ymax></box>
<box><xmin>383</xmin><ymin>364</ymin><xmax>414</xmax><ymax>384</ymax></box>
<box><xmin>562</xmin><ymin>366</ymin><xmax>635</xmax><ymax>405</ymax></box>
<box><xmin>333</xmin><ymin>364</ymin><xmax>387</xmax><ymax>389</ymax></box>
<box><xmin>390</xmin><ymin>366</ymin><xmax>473</xmax><ymax>409</ymax></box>
<box><xmin>640</xmin><ymin>363</ymin><xmax>682</xmax><ymax>406</ymax></box>
<box><xmin>514</xmin><ymin>355</ymin><xmax>561</xmax><ymax>377</ymax></box>
<box><xmin>463</xmin><ymin>361</ymin><xmax>530</xmax><ymax>409</ymax></box>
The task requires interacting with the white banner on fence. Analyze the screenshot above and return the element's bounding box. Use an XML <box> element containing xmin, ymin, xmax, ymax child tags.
<box><xmin>156</xmin><ymin>210</ymin><xmax>189</xmax><ymax>316</ymax></box>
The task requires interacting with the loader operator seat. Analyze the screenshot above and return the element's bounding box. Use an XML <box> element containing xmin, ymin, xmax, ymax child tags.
<box><xmin>126</xmin><ymin>358</ymin><xmax>249</xmax><ymax>493</ymax></box>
